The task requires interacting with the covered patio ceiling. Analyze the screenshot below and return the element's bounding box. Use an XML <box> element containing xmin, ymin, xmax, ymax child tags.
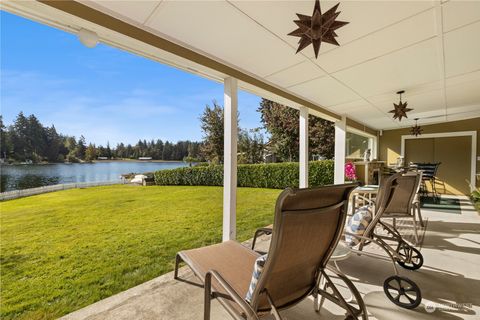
<box><xmin>4</xmin><ymin>1</ymin><xmax>480</xmax><ymax>132</ymax></box>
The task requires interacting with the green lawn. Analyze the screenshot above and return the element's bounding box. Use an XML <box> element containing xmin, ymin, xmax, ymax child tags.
<box><xmin>0</xmin><ymin>185</ymin><xmax>281</xmax><ymax>320</ymax></box>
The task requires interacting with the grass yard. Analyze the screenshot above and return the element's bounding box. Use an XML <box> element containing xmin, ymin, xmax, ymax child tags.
<box><xmin>0</xmin><ymin>185</ymin><xmax>281</xmax><ymax>320</ymax></box>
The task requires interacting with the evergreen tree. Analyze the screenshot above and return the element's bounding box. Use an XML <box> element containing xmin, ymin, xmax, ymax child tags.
<box><xmin>44</xmin><ymin>125</ymin><xmax>62</xmax><ymax>162</ymax></box>
<box><xmin>75</xmin><ymin>135</ymin><xmax>87</xmax><ymax>160</ymax></box>
<box><xmin>199</xmin><ymin>101</ymin><xmax>226</xmax><ymax>163</ymax></box>
<box><xmin>0</xmin><ymin>116</ymin><xmax>8</xmax><ymax>159</ymax></box>
<box><xmin>106</xmin><ymin>142</ymin><xmax>112</xmax><ymax>159</ymax></box>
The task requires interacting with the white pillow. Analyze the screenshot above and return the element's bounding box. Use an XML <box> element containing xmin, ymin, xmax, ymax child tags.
<box><xmin>345</xmin><ymin>206</ymin><xmax>373</xmax><ymax>247</ymax></box>
<box><xmin>245</xmin><ymin>254</ymin><xmax>267</xmax><ymax>303</ymax></box>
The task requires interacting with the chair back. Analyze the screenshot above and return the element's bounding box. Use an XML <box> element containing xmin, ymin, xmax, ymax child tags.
<box><xmin>250</xmin><ymin>183</ymin><xmax>357</xmax><ymax>311</ymax></box>
<box><xmin>415</xmin><ymin>162</ymin><xmax>440</xmax><ymax>179</ymax></box>
<box><xmin>384</xmin><ymin>173</ymin><xmax>420</xmax><ymax>216</ymax></box>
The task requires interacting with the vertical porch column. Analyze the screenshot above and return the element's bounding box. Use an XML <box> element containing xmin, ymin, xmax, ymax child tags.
<box><xmin>369</xmin><ymin>135</ymin><xmax>378</xmax><ymax>160</ymax></box>
<box><xmin>334</xmin><ymin>115</ymin><xmax>347</xmax><ymax>184</ymax></box>
<box><xmin>223</xmin><ymin>77</ymin><xmax>238</xmax><ymax>241</ymax></box>
<box><xmin>299</xmin><ymin>106</ymin><xmax>309</xmax><ymax>188</ymax></box>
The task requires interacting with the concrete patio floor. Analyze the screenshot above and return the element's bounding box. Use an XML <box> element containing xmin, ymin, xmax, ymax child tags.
<box><xmin>62</xmin><ymin>196</ymin><xmax>480</xmax><ymax>320</ymax></box>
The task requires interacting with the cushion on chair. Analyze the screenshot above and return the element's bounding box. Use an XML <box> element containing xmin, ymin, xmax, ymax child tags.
<box><xmin>345</xmin><ymin>206</ymin><xmax>372</xmax><ymax>247</ymax></box>
<box><xmin>245</xmin><ymin>254</ymin><xmax>268</xmax><ymax>303</ymax></box>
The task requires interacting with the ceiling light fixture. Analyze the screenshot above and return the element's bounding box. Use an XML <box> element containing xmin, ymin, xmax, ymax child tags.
<box><xmin>389</xmin><ymin>90</ymin><xmax>413</xmax><ymax>121</ymax></box>
<box><xmin>78</xmin><ymin>28</ymin><xmax>99</xmax><ymax>48</ymax></box>
<box><xmin>288</xmin><ymin>0</ymin><xmax>349</xmax><ymax>58</ymax></box>
<box><xmin>410</xmin><ymin>118</ymin><xmax>423</xmax><ymax>137</ymax></box>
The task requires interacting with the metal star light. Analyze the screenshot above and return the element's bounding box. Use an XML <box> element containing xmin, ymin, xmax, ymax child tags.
<box><xmin>410</xmin><ymin>118</ymin><xmax>423</xmax><ymax>137</ymax></box>
<box><xmin>389</xmin><ymin>90</ymin><xmax>413</xmax><ymax>121</ymax></box>
<box><xmin>288</xmin><ymin>0</ymin><xmax>349</xmax><ymax>58</ymax></box>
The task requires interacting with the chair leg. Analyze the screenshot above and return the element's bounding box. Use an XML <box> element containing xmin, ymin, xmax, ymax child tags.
<box><xmin>412</xmin><ymin>215</ymin><xmax>419</xmax><ymax>246</ymax></box>
<box><xmin>204</xmin><ymin>273</ymin><xmax>212</xmax><ymax>320</ymax></box>
<box><xmin>174</xmin><ymin>254</ymin><xmax>182</xmax><ymax>279</ymax></box>
<box><xmin>416</xmin><ymin>204</ymin><xmax>424</xmax><ymax>228</ymax></box>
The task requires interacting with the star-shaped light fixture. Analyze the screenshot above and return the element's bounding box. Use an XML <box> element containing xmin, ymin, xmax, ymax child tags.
<box><xmin>410</xmin><ymin>118</ymin><xmax>423</xmax><ymax>137</ymax></box>
<box><xmin>389</xmin><ymin>90</ymin><xmax>413</xmax><ymax>121</ymax></box>
<box><xmin>288</xmin><ymin>0</ymin><xmax>349</xmax><ymax>58</ymax></box>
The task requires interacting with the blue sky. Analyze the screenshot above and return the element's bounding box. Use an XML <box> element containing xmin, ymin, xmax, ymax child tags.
<box><xmin>0</xmin><ymin>11</ymin><xmax>263</xmax><ymax>146</ymax></box>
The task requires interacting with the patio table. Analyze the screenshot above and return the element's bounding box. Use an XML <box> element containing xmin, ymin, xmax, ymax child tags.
<box><xmin>350</xmin><ymin>185</ymin><xmax>379</xmax><ymax>215</ymax></box>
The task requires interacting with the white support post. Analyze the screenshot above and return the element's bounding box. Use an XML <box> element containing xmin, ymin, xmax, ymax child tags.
<box><xmin>370</xmin><ymin>135</ymin><xmax>379</xmax><ymax>160</ymax></box>
<box><xmin>334</xmin><ymin>115</ymin><xmax>347</xmax><ymax>184</ymax></box>
<box><xmin>223</xmin><ymin>77</ymin><xmax>238</xmax><ymax>242</ymax></box>
<box><xmin>299</xmin><ymin>106</ymin><xmax>309</xmax><ymax>188</ymax></box>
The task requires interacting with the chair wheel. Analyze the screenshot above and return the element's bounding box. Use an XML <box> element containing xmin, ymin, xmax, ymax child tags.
<box><xmin>383</xmin><ymin>275</ymin><xmax>421</xmax><ymax>309</ymax></box>
<box><xmin>396</xmin><ymin>242</ymin><xmax>423</xmax><ymax>270</ymax></box>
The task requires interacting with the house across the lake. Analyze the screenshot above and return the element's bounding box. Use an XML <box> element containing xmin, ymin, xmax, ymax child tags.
<box><xmin>138</xmin><ymin>157</ymin><xmax>152</xmax><ymax>161</ymax></box>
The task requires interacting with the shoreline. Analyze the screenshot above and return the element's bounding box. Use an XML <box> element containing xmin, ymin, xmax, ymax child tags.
<box><xmin>0</xmin><ymin>159</ymin><xmax>186</xmax><ymax>166</ymax></box>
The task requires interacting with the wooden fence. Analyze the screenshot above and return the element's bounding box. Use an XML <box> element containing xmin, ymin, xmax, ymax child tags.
<box><xmin>0</xmin><ymin>180</ymin><xmax>125</xmax><ymax>201</ymax></box>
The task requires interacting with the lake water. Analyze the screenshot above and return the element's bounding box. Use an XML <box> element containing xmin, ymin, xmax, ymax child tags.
<box><xmin>0</xmin><ymin>161</ymin><xmax>187</xmax><ymax>192</ymax></box>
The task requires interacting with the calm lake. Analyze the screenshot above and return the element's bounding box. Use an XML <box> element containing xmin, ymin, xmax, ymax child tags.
<box><xmin>0</xmin><ymin>161</ymin><xmax>187</xmax><ymax>192</ymax></box>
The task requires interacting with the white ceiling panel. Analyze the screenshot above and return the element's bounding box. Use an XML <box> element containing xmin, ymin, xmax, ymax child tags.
<box><xmin>444</xmin><ymin>21</ymin><xmax>480</xmax><ymax>77</ymax></box>
<box><xmin>446</xmin><ymin>109</ymin><xmax>480</xmax><ymax>122</ymax></box>
<box><xmin>327</xmin><ymin>100</ymin><xmax>370</xmax><ymax>113</ymax></box>
<box><xmin>326</xmin><ymin>100</ymin><xmax>402</xmax><ymax>129</ymax></box>
<box><xmin>343</xmin><ymin>106</ymin><xmax>385</xmax><ymax>119</ymax></box>
<box><xmin>86</xmin><ymin>0</ymin><xmax>161</xmax><ymax>25</ymax></box>
<box><xmin>315</xmin><ymin>9</ymin><xmax>437</xmax><ymax>73</ymax></box>
<box><xmin>371</xmin><ymin>89</ymin><xmax>445</xmax><ymax>115</ymax></box>
<box><xmin>446</xmin><ymin>77</ymin><xmax>480</xmax><ymax>110</ymax></box>
<box><xmin>265</xmin><ymin>61</ymin><xmax>325</xmax><ymax>88</ymax></box>
<box><xmin>367</xmin><ymin>80</ymin><xmax>444</xmax><ymax>106</ymax></box>
<box><xmin>442</xmin><ymin>0</ymin><xmax>480</xmax><ymax>32</ymax></box>
<box><xmin>446</xmin><ymin>69</ymin><xmax>480</xmax><ymax>86</ymax></box>
<box><xmin>289</xmin><ymin>76</ymin><xmax>359</xmax><ymax>107</ymax></box>
<box><xmin>146</xmin><ymin>1</ymin><xmax>303</xmax><ymax>77</ymax></box>
<box><xmin>333</xmin><ymin>38</ymin><xmax>441</xmax><ymax>98</ymax></box>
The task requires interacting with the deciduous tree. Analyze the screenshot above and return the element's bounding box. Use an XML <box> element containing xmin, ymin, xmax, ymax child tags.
<box><xmin>258</xmin><ymin>98</ymin><xmax>334</xmax><ymax>161</ymax></box>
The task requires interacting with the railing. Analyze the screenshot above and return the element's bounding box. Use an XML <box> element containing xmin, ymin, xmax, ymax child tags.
<box><xmin>0</xmin><ymin>180</ymin><xmax>125</xmax><ymax>201</ymax></box>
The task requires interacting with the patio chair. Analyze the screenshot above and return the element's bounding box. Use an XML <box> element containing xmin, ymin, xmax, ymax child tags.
<box><xmin>380</xmin><ymin>172</ymin><xmax>423</xmax><ymax>245</ymax></box>
<box><xmin>415</xmin><ymin>162</ymin><xmax>441</xmax><ymax>198</ymax></box>
<box><xmin>344</xmin><ymin>173</ymin><xmax>424</xmax><ymax>309</ymax></box>
<box><xmin>252</xmin><ymin>174</ymin><xmax>424</xmax><ymax>310</ymax></box>
<box><xmin>174</xmin><ymin>183</ymin><xmax>368</xmax><ymax>320</ymax></box>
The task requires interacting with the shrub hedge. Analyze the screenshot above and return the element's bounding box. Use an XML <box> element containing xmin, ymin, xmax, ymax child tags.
<box><xmin>154</xmin><ymin>160</ymin><xmax>334</xmax><ymax>189</ymax></box>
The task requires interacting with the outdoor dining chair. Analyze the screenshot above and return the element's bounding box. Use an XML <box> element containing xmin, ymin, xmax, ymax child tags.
<box><xmin>415</xmin><ymin>162</ymin><xmax>442</xmax><ymax>198</ymax></box>
<box><xmin>174</xmin><ymin>183</ymin><xmax>368</xmax><ymax>320</ymax></box>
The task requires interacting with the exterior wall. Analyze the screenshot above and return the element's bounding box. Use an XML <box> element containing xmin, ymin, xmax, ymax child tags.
<box><xmin>379</xmin><ymin>117</ymin><xmax>480</xmax><ymax>195</ymax></box>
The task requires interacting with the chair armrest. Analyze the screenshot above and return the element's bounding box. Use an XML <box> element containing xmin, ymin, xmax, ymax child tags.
<box><xmin>251</xmin><ymin>227</ymin><xmax>273</xmax><ymax>250</ymax></box>
<box><xmin>205</xmin><ymin>270</ymin><xmax>259</xmax><ymax>320</ymax></box>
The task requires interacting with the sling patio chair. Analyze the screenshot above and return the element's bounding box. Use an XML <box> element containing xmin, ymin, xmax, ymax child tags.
<box><xmin>174</xmin><ymin>183</ymin><xmax>368</xmax><ymax>320</ymax></box>
<box><xmin>352</xmin><ymin>172</ymin><xmax>424</xmax><ymax>244</ymax></box>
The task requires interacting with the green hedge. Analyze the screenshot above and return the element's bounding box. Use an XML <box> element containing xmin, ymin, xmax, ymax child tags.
<box><xmin>154</xmin><ymin>160</ymin><xmax>334</xmax><ymax>189</ymax></box>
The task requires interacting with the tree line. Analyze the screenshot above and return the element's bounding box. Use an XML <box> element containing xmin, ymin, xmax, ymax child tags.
<box><xmin>0</xmin><ymin>113</ymin><xmax>202</xmax><ymax>163</ymax></box>
<box><xmin>1</xmin><ymin>98</ymin><xmax>335</xmax><ymax>164</ymax></box>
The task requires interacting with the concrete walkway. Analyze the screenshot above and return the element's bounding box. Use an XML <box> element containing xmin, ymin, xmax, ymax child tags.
<box><xmin>62</xmin><ymin>196</ymin><xmax>480</xmax><ymax>320</ymax></box>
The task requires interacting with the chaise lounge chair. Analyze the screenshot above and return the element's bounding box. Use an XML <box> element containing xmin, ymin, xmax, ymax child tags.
<box><xmin>174</xmin><ymin>183</ymin><xmax>365</xmax><ymax>320</ymax></box>
<box><xmin>252</xmin><ymin>173</ymin><xmax>424</xmax><ymax>310</ymax></box>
